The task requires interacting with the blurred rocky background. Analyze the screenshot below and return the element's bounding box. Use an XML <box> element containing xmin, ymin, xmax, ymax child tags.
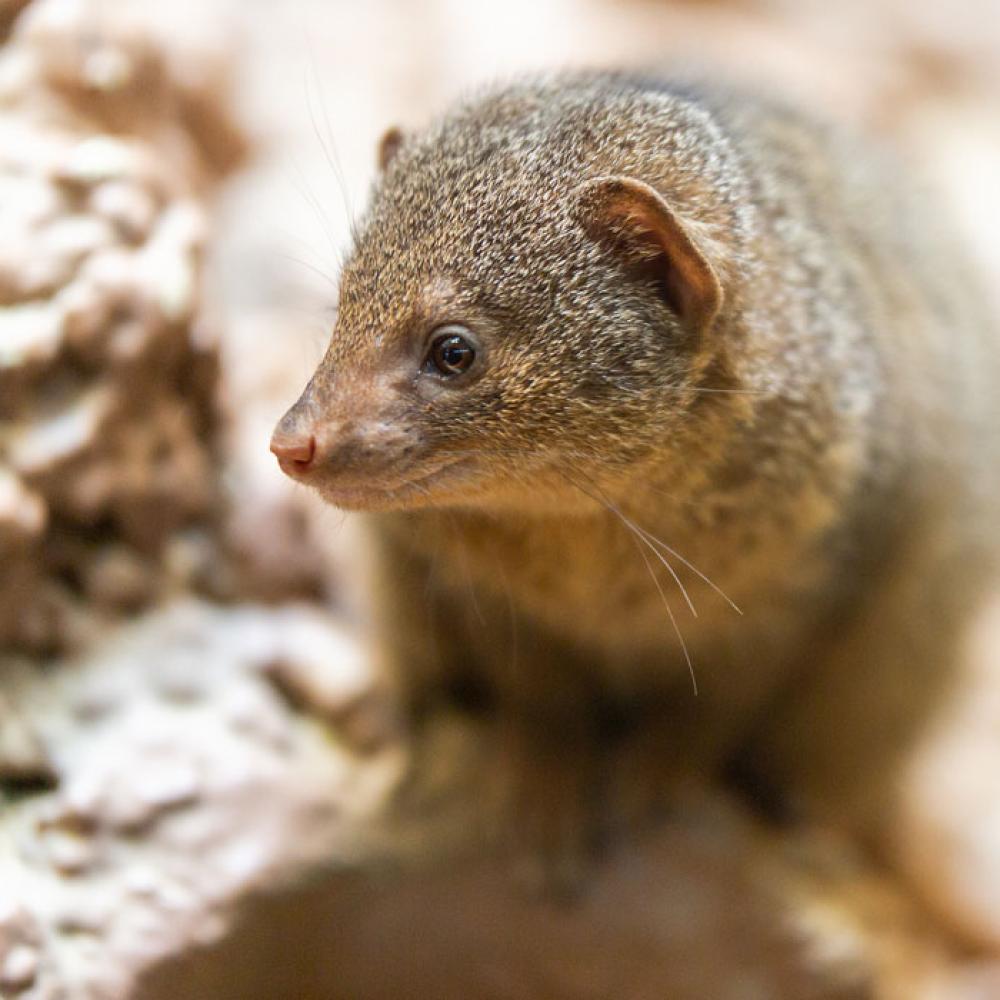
<box><xmin>1</xmin><ymin>0</ymin><xmax>999</xmax><ymax>997</ymax></box>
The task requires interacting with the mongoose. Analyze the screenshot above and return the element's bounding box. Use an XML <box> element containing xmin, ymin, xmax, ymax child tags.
<box><xmin>271</xmin><ymin>72</ymin><xmax>1000</xmax><ymax>941</ymax></box>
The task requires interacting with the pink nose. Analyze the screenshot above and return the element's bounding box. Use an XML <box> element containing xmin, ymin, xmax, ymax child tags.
<box><xmin>270</xmin><ymin>432</ymin><xmax>316</xmax><ymax>474</ymax></box>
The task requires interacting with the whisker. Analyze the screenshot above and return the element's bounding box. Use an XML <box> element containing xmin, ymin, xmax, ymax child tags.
<box><xmin>600</xmin><ymin>376</ymin><xmax>774</xmax><ymax>397</ymax></box>
<box><xmin>445</xmin><ymin>507</ymin><xmax>487</xmax><ymax>627</ymax></box>
<box><xmin>615</xmin><ymin>512</ymin><xmax>698</xmax><ymax>617</ymax></box>
<box><xmin>296</xmin><ymin>12</ymin><xmax>357</xmax><ymax>243</ymax></box>
<box><xmin>568</xmin><ymin>465</ymin><xmax>744</xmax><ymax>618</ymax></box>
<box><xmin>632</xmin><ymin>523</ymin><xmax>744</xmax><ymax>616</ymax></box>
<box><xmin>632</xmin><ymin>530</ymin><xmax>698</xmax><ymax>696</ymax></box>
<box><xmin>431</xmin><ymin>445</ymin><xmax>709</xmax><ymax>511</ymax></box>
<box><xmin>561</xmin><ymin>469</ymin><xmax>697</xmax><ymax>619</ymax></box>
<box><xmin>274</xmin><ymin>250</ymin><xmax>340</xmax><ymax>291</ymax></box>
<box><xmin>558</xmin><ymin>467</ymin><xmax>698</xmax><ymax>695</ymax></box>
<box><xmin>286</xmin><ymin>153</ymin><xmax>343</xmax><ymax>266</ymax></box>
<box><xmin>303</xmin><ymin>67</ymin><xmax>359</xmax><ymax>246</ymax></box>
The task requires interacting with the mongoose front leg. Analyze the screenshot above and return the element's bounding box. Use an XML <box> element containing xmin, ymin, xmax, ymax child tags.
<box><xmin>367</xmin><ymin>527</ymin><xmax>478</xmax><ymax>715</ymax></box>
<box><xmin>485</xmin><ymin>621</ymin><xmax>610</xmax><ymax>898</ymax></box>
<box><xmin>371</xmin><ymin>530</ymin><xmax>605</xmax><ymax>893</ymax></box>
<box><xmin>607</xmin><ymin>698</ymin><xmax>752</xmax><ymax>830</ymax></box>
<box><xmin>605</xmin><ymin>641</ymin><xmax>801</xmax><ymax>832</ymax></box>
<box><xmin>497</xmin><ymin>702</ymin><xmax>604</xmax><ymax>897</ymax></box>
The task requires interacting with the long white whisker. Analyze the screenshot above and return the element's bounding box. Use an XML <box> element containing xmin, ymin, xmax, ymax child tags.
<box><xmin>632</xmin><ymin>532</ymin><xmax>698</xmax><ymax>696</ymax></box>
<box><xmin>631</xmin><ymin>522</ymin><xmax>744</xmax><ymax>616</ymax></box>
<box><xmin>571</xmin><ymin>466</ymin><xmax>744</xmax><ymax>617</ymax></box>
<box><xmin>563</xmin><ymin>470</ymin><xmax>699</xmax><ymax>618</ymax></box>
<box><xmin>558</xmin><ymin>467</ymin><xmax>698</xmax><ymax>694</ymax></box>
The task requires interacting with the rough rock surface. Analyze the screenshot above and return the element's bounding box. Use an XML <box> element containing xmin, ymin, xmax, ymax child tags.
<box><xmin>0</xmin><ymin>0</ymin><xmax>248</xmax><ymax>655</ymax></box>
<box><xmin>0</xmin><ymin>600</ymin><xmax>978</xmax><ymax>1000</ymax></box>
<box><xmin>0</xmin><ymin>601</ymin><xmax>403</xmax><ymax>999</ymax></box>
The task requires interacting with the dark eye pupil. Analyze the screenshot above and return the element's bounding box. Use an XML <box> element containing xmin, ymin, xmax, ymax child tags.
<box><xmin>432</xmin><ymin>334</ymin><xmax>474</xmax><ymax>375</ymax></box>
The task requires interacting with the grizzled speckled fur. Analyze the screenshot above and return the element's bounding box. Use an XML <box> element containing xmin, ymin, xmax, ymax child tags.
<box><xmin>273</xmin><ymin>73</ymin><xmax>1000</xmax><ymax>936</ymax></box>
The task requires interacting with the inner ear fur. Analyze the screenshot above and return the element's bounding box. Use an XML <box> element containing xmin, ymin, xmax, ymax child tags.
<box><xmin>377</xmin><ymin>126</ymin><xmax>406</xmax><ymax>171</ymax></box>
<box><xmin>575</xmin><ymin>176</ymin><xmax>723</xmax><ymax>335</ymax></box>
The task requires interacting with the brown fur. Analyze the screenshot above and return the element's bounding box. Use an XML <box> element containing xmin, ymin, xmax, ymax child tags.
<box><xmin>273</xmin><ymin>72</ymin><xmax>1000</xmax><ymax>923</ymax></box>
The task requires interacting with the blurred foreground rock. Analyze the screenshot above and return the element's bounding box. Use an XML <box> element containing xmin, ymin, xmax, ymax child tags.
<box><xmin>0</xmin><ymin>601</ymin><xmax>403</xmax><ymax>998</ymax></box>
<box><xmin>2</xmin><ymin>599</ymin><xmax>993</xmax><ymax>1000</ymax></box>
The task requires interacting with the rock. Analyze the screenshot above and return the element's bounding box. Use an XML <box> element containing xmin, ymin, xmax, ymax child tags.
<box><xmin>89</xmin><ymin>179</ymin><xmax>157</xmax><ymax>243</ymax></box>
<box><xmin>0</xmin><ymin>0</ymin><xmax>245</xmax><ymax>655</ymax></box>
<box><xmin>0</xmin><ymin>899</ymin><xmax>42</xmax><ymax>992</ymax></box>
<box><xmin>0</xmin><ymin>702</ymin><xmax>54</xmax><ymax>787</ymax></box>
<box><xmin>1</xmin><ymin>942</ymin><xmax>39</xmax><ymax>991</ymax></box>
<box><xmin>0</xmin><ymin>468</ymin><xmax>47</xmax><ymax>543</ymax></box>
<box><xmin>82</xmin><ymin>545</ymin><xmax>158</xmax><ymax>611</ymax></box>
<box><xmin>261</xmin><ymin>613</ymin><xmax>401</xmax><ymax>755</ymax></box>
<box><xmin>43</xmin><ymin>828</ymin><xmax>96</xmax><ymax>875</ymax></box>
<box><xmin>0</xmin><ymin>300</ymin><xmax>64</xmax><ymax>369</ymax></box>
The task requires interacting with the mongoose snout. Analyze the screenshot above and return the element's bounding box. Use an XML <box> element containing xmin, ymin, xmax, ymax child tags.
<box><xmin>272</xmin><ymin>371</ymin><xmax>465</xmax><ymax>510</ymax></box>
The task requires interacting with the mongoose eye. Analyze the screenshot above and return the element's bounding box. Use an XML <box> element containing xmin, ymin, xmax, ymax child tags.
<box><xmin>426</xmin><ymin>326</ymin><xmax>476</xmax><ymax>377</ymax></box>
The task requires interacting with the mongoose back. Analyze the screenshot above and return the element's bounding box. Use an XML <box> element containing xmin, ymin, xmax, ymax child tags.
<box><xmin>271</xmin><ymin>72</ymin><xmax>1000</xmax><ymax>941</ymax></box>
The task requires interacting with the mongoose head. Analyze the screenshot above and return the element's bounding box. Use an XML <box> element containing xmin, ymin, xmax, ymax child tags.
<box><xmin>272</xmin><ymin>74</ymin><xmax>753</xmax><ymax>513</ymax></box>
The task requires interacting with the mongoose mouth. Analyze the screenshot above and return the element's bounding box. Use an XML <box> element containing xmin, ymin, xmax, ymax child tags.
<box><xmin>312</xmin><ymin>456</ymin><xmax>473</xmax><ymax>512</ymax></box>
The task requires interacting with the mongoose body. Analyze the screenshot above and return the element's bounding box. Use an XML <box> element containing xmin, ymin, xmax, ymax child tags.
<box><xmin>272</xmin><ymin>73</ymin><xmax>1000</xmax><ymax>940</ymax></box>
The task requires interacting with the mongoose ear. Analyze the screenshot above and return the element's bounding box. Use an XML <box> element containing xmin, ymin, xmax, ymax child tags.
<box><xmin>377</xmin><ymin>126</ymin><xmax>406</xmax><ymax>172</ymax></box>
<box><xmin>575</xmin><ymin>176</ymin><xmax>723</xmax><ymax>335</ymax></box>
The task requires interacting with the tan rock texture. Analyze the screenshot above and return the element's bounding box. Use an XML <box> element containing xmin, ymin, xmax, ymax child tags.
<box><xmin>0</xmin><ymin>0</ymin><xmax>248</xmax><ymax>655</ymax></box>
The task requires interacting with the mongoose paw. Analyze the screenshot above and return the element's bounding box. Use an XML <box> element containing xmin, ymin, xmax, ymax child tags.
<box><xmin>496</xmin><ymin>715</ymin><xmax>709</xmax><ymax>898</ymax></box>
<box><xmin>605</xmin><ymin>720</ymin><xmax>708</xmax><ymax>837</ymax></box>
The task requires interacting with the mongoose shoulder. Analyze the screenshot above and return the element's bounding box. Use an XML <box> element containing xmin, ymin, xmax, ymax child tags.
<box><xmin>272</xmin><ymin>72</ymin><xmax>1000</xmax><ymax>938</ymax></box>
